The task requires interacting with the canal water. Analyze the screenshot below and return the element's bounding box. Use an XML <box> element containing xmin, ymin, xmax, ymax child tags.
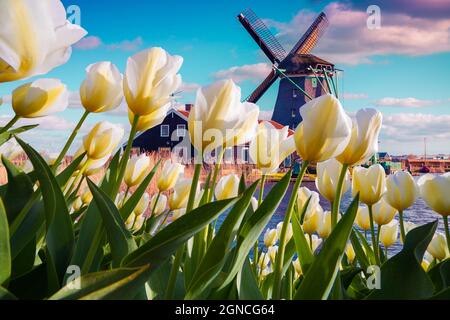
<box><xmin>216</xmin><ymin>179</ymin><xmax>446</xmax><ymax>257</ymax></box>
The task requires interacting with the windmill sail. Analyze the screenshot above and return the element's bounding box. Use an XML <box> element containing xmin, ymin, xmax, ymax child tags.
<box><xmin>286</xmin><ymin>12</ymin><xmax>328</xmax><ymax>57</ymax></box>
<box><xmin>246</xmin><ymin>69</ymin><xmax>278</xmax><ymax>103</ymax></box>
<box><xmin>238</xmin><ymin>9</ymin><xmax>286</xmax><ymax>63</ymax></box>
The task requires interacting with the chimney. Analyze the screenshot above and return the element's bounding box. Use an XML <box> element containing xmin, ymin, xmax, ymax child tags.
<box><xmin>185</xmin><ymin>103</ymin><xmax>193</xmax><ymax>112</ymax></box>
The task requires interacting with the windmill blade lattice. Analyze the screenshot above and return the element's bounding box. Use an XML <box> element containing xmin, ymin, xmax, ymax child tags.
<box><xmin>286</xmin><ymin>12</ymin><xmax>328</xmax><ymax>57</ymax></box>
<box><xmin>238</xmin><ymin>8</ymin><xmax>287</xmax><ymax>63</ymax></box>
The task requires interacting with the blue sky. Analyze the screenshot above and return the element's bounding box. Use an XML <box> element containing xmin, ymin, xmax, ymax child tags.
<box><xmin>1</xmin><ymin>0</ymin><xmax>449</xmax><ymax>155</ymax></box>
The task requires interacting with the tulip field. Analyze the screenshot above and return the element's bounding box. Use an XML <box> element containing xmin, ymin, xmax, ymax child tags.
<box><xmin>0</xmin><ymin>0</ymin><xmax>449</xmax><ymax>301</ymax></box>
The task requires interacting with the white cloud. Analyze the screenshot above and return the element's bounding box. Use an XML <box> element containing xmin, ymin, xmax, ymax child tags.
<box><xmin>179</xmin><ymin>82</ymin><xmax>201</xmax><ymax>93</ymax></box>
<box><xmin>343</xmin><ymin>92</ymin><xmax>368</xmax><ymax>100</ymax></box>
<box><xmin>0</xmin><ymin>115</ymin><xmax>76</xmax><ymax>131</ymax></box>
<box><xmin>266</xmin><ymin>2</ymin><xmax>450</xmax><ymax>65</ymax></box>
<box><xmin>213</xmin><ymin>63</ymin><xmax>272</xmax><ymax>83</ymax></box>
<box><xmin>74</xmin><ymin>35</ymin><xmax>144</xmax><ymax>52</ymax></box>
<box><xmin>379</xmin><ymin>112</ymin><xmax>450</xmax><ymax>154</ymax></box>
<box><xmin>375</xmin><ymin>97</ymin><xmax>435</xmax><ymax>108</ymax></box>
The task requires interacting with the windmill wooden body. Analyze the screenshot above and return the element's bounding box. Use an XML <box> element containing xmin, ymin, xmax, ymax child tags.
<box><xmin>238</xmin><ymin>9</ymin><xmax>336</xmax><ymax>129</ymax></box>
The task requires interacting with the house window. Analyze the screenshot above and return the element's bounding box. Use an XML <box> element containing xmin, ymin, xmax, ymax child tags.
<box><xmin>291</xmin><ymin>109</ymin><xmax>296</xmax><ymax>118</ymax></box>
<box><xmin>224</xmin><ymin>147</ymin><xmax>234</xmax><ymax>164</ymax></box>
<box><xmin>241</xmin><ymin>147</ymin><xmax>249</xmax><ymax>163</ymax></box>
<box><xmin>177</xmin><ymin>124</ymin><xmax>186</xmax><ymax>137</ymax></box>
<box><xmin>292</xmin><ymin>89</ymin><xmax>298</xmax><ymax>98</ymax></box>
<box><xmin>160</xmin><ymin>125</ymin><xmax>169</xmax><ymax>137</ymax></box>
<box><xmin>284</xmin><ymin>156</ymin><xmax>292</xmax><ymax>167</ymax></box>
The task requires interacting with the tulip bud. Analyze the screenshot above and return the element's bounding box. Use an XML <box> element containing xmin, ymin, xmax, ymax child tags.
<box><xmin>124</xmin><ymin>154</ymin><xmax>151</xmax><ymax>188</ymax></box>
<box><xmin>427</xmin><ymin>233</ymin><xmax>449</xmax><ymax>261</ymax></box>
<box><xmin>277</xmin><ymin>222</ymin><xmax>293</xmax><ymax>244</ymax></box>
<box><xmin>297</xmin><ymin>187</ymin><xmax>320</xmax><ymax>214</ymax></box>
<box><xmin>80</xmin><ymin>62</ymin><xmax>123</xmax><ymax>113</ymax></box>
<box><xmin>264</xmin><ymin>229</ymin><xmax>278</xmax><ymax>247</ymax></box>
<box><xmin>356</xmin><ymin>206</ymin><xmax>371</xmax><ymax>231</ymax></box>
<box><xmin>418</xmin><ymin>173</ymin><xmax>450</xmax><ymax>216</ymax></box>
<box><xmin>115</xmin><ymin>191</ymin><xmax>128</xmax><ymax>210</ymax></box>
<box><xmin>83</xmin><ymin>122</ymin><xmax>124</xmax><ymax>160</ymax></box>
<box><xmin>294</xmin><ymin>94</ymin><xmax>352</xmax><ymax>162</ymax></box>
<box><xmin>134</xmin><ymin>193</ymin><xmax>150</xmax><ymax>217</ymax></box>
<box><xmin>293</xmin><ymin>258</ymin><xmax>302</xmax><ymax>276</ymax></box>
<box><xmin>150</xmin><ymin>194</ymin><xmax>167</xmax><ymax>217</ymax></box>
<box><xmin>0</xmin><ymin>0</ymin><xmax>86</xmax><ymax>83</ymax></box>
<box><xmin>132</xmin><ymin>214</ymin><xmax>146</xmax><ymax>232</ymax></box>
<box><xmin>157</xmin><ymin>159</ymin><xmax>184</xmax><ymax>192</ymax></box>
<box><xmin>315</xmin><ymin>158</ymin><xmax>350</xmax><ymax>203</ymax></box>
<box><xmin>352</xmin><ymin>164</ymin><xmax>386</xmax><ymax>206</ymax></box>
<box><xmin>215</xmin><ymin>174</ymin><xmax>240</xmax><ymax>201</ymax></box>
<box><xmin>385</xmin><ymin>171</ymin><xmax>418</xmax><ymax>211</ymax></box>
<box><xmin>303</xmin><ymin>204</ymin><xmax>323</xmax><ymax>236</ymax></box>
<box><xmin>124</xmin><ymin>48</ymin><xmax>182</xmax><ymax>116</ymax></box>
<box><xmin>251</xmin><ymin>197</ymin><xmax>259</xmax><ymax>212</ymax></box>
<box><xmin>345</xmin><ymin>243</ymin><xmax>356</xmax><ymax>263</ymax></box>
<box><xmin>307</xmin><ymin>234</ymin><xmax>323</xmax><ymax>252</ymax></box>
<box><xmin>81</xmin><ymin>189</ymin><xmax>93</xmax><ymax>205</ymax></box>
<box><xmin>188</xmin><ymin>79</ymin><xmax>259</xmax><ymax>152</ymax></box>
<box><xmin>125</xmin><ymin>213</ymin><xmax>136</xmax><ymax>230</ymax></box>
<box><xmin>267</xmin><ymin>246</ymin><xmax>278</xmax><ymax>264</ymax></box>
<box><xmin>12</xmin><ymin>79</ymin><xmax>69</xmax><ymax>118</ymax></box>
<box><xmin>336</xmin><ymin>109</ymin><xmax>382</xmax><ymax>166</ymax></box>
<box><xmin>317</xmin><ymin>211</ymin><xmax>341</xmax><ymax>239</ymax></box>
<box><xmin>72</xmin><ymin>197</ymin><xmax>83</xmax><ymax>213</ymax></box>
<box><xmin>169</xmin><ymin>178</ymin><xmax>195</xmax><ymax>210</ymax></box>
<box><xmin>380</xmin><ymin>220</ymin><xmax>399</xmax><ymax>248</ymax></box>
<box><xmin>249</xmin><ymin>121</ymin><xmax>295</xmax><ymax>174</ymax></box>
<box><xmin>258</xmin><ymin>253</ymin><xmax>270</xmax><ymax>269</ymax></box>
<box><xmin>372</xmin><ymin>197</ymin><xmax>397</xmax><ymax>226</ymax></box>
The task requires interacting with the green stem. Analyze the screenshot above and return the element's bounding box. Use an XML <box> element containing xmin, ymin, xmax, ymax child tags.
<box><xmin>398</xmin><ymin>210</ymin><xmax>406</xmax><ymax>243</ymax></box>
<box><xmin>443</xmin><ymin>216</ymin><xmax>450</xmax><ymax>254</ymax></box>
<box><xmin>308</xmin><ymin>234</ymin><xmax>313</xmax><ymax>251</ymax></box>
<box><xmin>165</xmin><ymin>244</ymin><xmax>184</xmax><ymax>300</ymax></box>
<box><xmin>150</xmin><ymin>191</ymin><xmax>161</xmax><ymax>218</ymax></box>
<box><xmin>114</xmin><ymin>115</ymin><xmax>139</xmax><ymax>197</ymax></box>
<box><xmin>368</xmin><ymin>205</ymin><xmax>381</xmax><ymax>265</ymax></box>
<box><xmin>0</xmin><ymin>115</ymin><xmax>20</xmax><ymax>134</ymax></box>
<box><xmin>54</xmin><ymin>110</ymin><xmax>89</xmax><ymax>170</ymax></box>
<box><xmin>384</xmin><ymin>245</ymin><xmax>388</xmax><ymax>259</ymax></box>
<box><xmin>253</xmin><ymin>174</ymin><xmax>266</xmax><ymax>272</ymax></box>
<box><xmin>121</xmin><ymin>186</ymin><xmax>130</xmax><ymax>208</ymax></box>
<box><xmin>331</xmin><ymin>164</ymin><xmax>349</xmax><ymax>229</ymax></box>
<box><xmin>165</xmin><ymin>162</ymin><xmax>202</xmax><ymax>299</ymax></box>
<box><xmin>186</xmin><ymin>163</ymin><xmax>201</xmax><ymax>213</ymax></box>
<box><xmin>272</xmin><ymin>161</ymin><xmax>309</xmax><ymax>300</ymax></box>
<box><xmin>207</xmin><ymin>148</ymin><xmax>225</xmax><ymax>203</ymax></box>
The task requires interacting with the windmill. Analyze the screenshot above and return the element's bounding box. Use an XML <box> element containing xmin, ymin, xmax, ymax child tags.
<box><xmin>238</xmin><ymin>8</ymin><xmax>336</xmax><ymax>129</ymax></box>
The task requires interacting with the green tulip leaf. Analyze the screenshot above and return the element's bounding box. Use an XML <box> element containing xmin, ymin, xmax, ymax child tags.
<box><xmin>350</xmin><ymin>230</ymin><xmax>371</xmax><ymax>272</ymax></box>
<box><xmin>292</xmin><ymin>206</ymin><xmax>314</xmax><ymax>274</ymax></box>
<box><xmin>70</xmin><ymin>150</ymin><xmax>121</xmax><ymax>275</ymax></box>
<box><xmin>367</xmin><ymin>220</ymin><xmax>437</xmax><ymax>300</ymax></box>
<box><xmin>49</xmin><ymin>266</ymin><xmax>151</xmax><ymax>300</ymax></box>
<box><xmin>185</xmin><ymin>181</ymin><xmax>258</xmax><ymax>299</ymax></box>
<box><xmin>16</xmin><ymin>138</ymin><xmax>74</xmax><ymax>292</ymax></box>
<box><xmin>236</xmin><ymin>258</ymin><xmax>264</xmax><ymax>300</ymax></box>
<box><xmin>294</xmin><ymin>194</ymin><xmax>360</xmax><ymax>300</ymax></box>
<box><xmin>218</xmin><ymin>170</ymin><xmax>292</xmax><ymax>290</ymax></box>
<box><xmin>0</xmin><ymin>157</ymin><xmax>34</xmax><ymax>224</ymax></box>
<box><xmin>0</xmin><ymin>125</ymin><xmax>38</xmax><ymax>146</ymax></box>
<box><xmin>55</xmin><ymin>152</ymin><xmax>86</xmax><ymax>187</ymax></box>
<box><xmin>122</xmin><ymin>198</ymin><xmax>237</xmax><ymax>268</ymax></box>
<box><xmin>0</xmin><ymin>286</ymin><xmax>17</xmax><ymax>300</ymax></box>
<box><xmin>87</xmin><ymin>179</ymin><xmax>137</xmax><ymax>268</ymax></box>
<box><xmin>0</xmin><ymin>199</ymin><xmax>11</xmax><ymax>285</ymax></box>
<box><xmin>428</xmin><ymin>259</ymin><xmax>450</xmax><ymax>293</ymax></box>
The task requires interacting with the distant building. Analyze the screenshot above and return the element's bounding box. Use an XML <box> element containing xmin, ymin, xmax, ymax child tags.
<box><xmin>130</xmin><ymin>104</ymin><xmax>294</xmax><ymax>169</ymax></box>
